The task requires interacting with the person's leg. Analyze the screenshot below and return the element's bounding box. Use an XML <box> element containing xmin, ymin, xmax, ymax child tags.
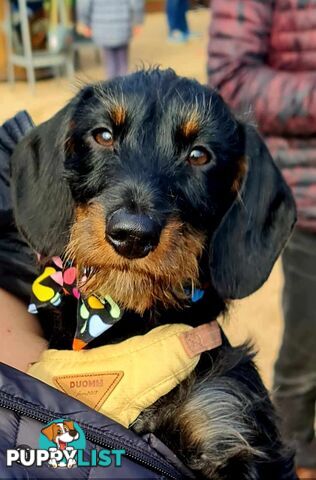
<box><xmin>166</xmin><ymin>0</ymin><xmax>177</xmax><ymax>34</ymax></box>
<box><xmin>274</xmin><ymin>228</ymin><xmax>316</xmax><ymax>469</ymax></box>
<box><xmin>116</xmin><ymin>45</ymin><xmax>129</xmax><ymax>77</ymax></box>
<box><xmin>101</xmin><ymin>46</ymin><xmax>117</xmax><ymax>79</ymax></box>
<box><xmin>177</xmin><ymin>0</ymin><xmax>189</xmax><ymax>36</ymax></box>
<box><xmin>166</xmin><ymin>0</ymin><xmax>188</xmax><ymax>42</ymax></box>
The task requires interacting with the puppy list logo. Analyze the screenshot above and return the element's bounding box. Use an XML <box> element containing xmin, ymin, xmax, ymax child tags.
<box><xmin>7</xmin><ymin>418</ymin><xmax>125</xmax><ymax>469</ymax></box>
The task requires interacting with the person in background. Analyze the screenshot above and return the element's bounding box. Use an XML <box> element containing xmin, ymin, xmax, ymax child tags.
<box><xmin>207</xmin><ymin>1</ymin><xmax>316</xmax><ymax>478</ymax></box>
<box><xmin>76</xmin><ymin>0</ymin><xmax>144</xmax><ymax>79</ymax></box>
<box><xmin>166</xmin><ymin>0</ymin><xmax>199</xmax><ymax>43</ymax></box>
<box><xmin>166</xmin><ymin>0</ymin><xmax>189</xmax><ymax>43</ymax></box>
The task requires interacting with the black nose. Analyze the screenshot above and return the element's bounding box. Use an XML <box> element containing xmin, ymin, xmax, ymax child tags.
<box><xmin>106</xmin><ymin>210</ymin><xmax>161</xmax><ymax>259</ymax></box>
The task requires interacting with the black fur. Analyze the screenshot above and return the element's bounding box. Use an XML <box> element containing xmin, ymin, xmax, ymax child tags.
<box><xmin>11</xmin><ymin>69</ymin><xmax>297</xmax><ymax>479</ymax></box>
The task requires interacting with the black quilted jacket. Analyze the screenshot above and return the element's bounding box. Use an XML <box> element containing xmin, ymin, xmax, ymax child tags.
<box><xmin>0</xmin><ymin>363</ymin><xmax>192</xmax><ymax>479</ymax></box>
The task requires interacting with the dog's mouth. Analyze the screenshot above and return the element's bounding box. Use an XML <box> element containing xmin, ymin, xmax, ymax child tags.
<box><xmin>65</xmin><ymin>203</ymin><xmax>205</xmax><ymax>313</ymax></box>
<box><xmin>58</xmin><ymin>440</ymin><xmax>67</xmax><ymax>450</ymax></box>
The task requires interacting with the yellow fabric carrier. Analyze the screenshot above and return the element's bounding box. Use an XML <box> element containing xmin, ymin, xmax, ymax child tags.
<box><xmin>28</xmin><ymin>322</ymin><xmax>222</xmax><ymax>428</ymax></box>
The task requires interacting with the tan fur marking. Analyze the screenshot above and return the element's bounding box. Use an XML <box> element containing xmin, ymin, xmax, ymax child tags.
<box><xmin>111</xmin><ymin>105</ymin><xmax>126</xmax><ymax>125</ymax></box>
<box><xmin>231</xmin><ymin>156</ymin><xmax>248</xmax><ymax>193</ymax></box>
<box><xmin>181</xmin><ymin>115</ymin><xmax>200</xmax><ymax>137</ymax></box>
<box><xmin>66</xmin><ymin>203</ymin><xmax>205</xmax><ymax>314</ymax></box>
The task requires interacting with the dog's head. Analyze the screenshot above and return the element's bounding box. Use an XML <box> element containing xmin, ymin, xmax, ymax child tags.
<box><xmin>11</xmin><ymin>69</ymin><xmax>296</xmax><ymax>313</ymax></box>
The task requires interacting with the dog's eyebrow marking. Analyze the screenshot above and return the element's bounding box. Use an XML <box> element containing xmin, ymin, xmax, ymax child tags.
<box><xmin>94</xmin><ymin>84</ymin><xmax>129</xmax><ymax>125</ymax></box>
<box><xmin>110</xmin><ymin>104</ymin><xmax>127</xmax><ymax>126</ymax></box>
<box><xmin>181</xmin><ymin>114</ymin><xmax>200</xmax><ymax>138</ymax></box>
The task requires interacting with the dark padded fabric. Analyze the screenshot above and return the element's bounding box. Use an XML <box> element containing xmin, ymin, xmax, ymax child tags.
<box><xmin>0</xmin><ymin>363</ymin><xmax>187</xmax><ymax>479</ymax></box>
<box><xmin>0</xmin><ymin>112</ymin><xmax>38</xmax><ymax>303</ymax></box>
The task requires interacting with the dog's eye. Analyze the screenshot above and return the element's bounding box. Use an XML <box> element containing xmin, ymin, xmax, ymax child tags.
<box><xmin>188</xmin><ymin>147</ymin><xmax>214</xmax><ymax>167</ymax></box>
<box><xmin>93</xmin><ymin>128</ymin><xmax>114</xmax><ymax>147</ymax></box>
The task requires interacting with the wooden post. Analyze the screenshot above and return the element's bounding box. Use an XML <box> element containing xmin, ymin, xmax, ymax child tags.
<box><xmin>0</xmin><ymin>0</ymin><xmax>26</xmax><ymax>81</ymax></box>
<box><xmin>0</xmin><ymin>0</ymin><xmax>7</xmax><ymax>80</ymax></box>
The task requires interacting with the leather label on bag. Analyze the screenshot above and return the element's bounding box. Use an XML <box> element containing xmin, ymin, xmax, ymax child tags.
<box><xmin>53</xmin><ymin>372</ymin><xmax>124</xmax><ymax>410</ymax></box>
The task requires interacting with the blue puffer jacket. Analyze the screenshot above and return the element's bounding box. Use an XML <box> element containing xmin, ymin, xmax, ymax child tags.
<box><xmin>0</xmin><ymin>363</ymin><xmax>193</xmax><ymax>479</ymax></box>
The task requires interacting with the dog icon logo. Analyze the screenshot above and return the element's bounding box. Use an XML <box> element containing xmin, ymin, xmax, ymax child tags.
<box><xmin>39</xmin><ymin>419</ymin><xmax>85</xmax><ymax>468</ymax></box>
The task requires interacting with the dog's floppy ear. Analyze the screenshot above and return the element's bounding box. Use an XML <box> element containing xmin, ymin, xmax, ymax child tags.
<box><xmin>210</xmin><ymin>124</ymin><xmax>296</xmax><ymax>299</ymax></box>
<box><xmin>11</xmin><ymin>105</ymin><xmax>75</xmax><ymax>256</ymax></box>
<box><xmin>41</xmin><ymin>423</ymin><xmax>57</xmax><ymax>442</ymax></box>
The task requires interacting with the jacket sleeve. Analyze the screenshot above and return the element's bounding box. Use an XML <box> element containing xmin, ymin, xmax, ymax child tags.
<box><xmin>0</xmin><ymin>112</ymin><xmax>38</xmax><ymax>302</ymax></box>
<box><xmin>208</xmin><ymin>0</ymin><xmax>316</xmax><ymax>136</ymax></box>
<box><xmin>76</xmin><ymin>0</ymin><xmax>93</xmax><ymax>26</ymax></box>
<box><xmin>0</xmin><ymin>111</ymin><xmax>34</xmax><ymax>229</ymax></box>
<box><xmin>130</xmin><ymin>0</ymin><xmax>145</xmax><ymax>26</ymax></box>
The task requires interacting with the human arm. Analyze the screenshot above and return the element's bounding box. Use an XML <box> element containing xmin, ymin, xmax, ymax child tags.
<box><xmin>0</xmin><ymin>288</ymin><xmax>47</xmax><ymax>372</ymax></box>
<box><xmin>76</xmin><ymin>0</ymin><xmax>93</xmax><ymax>27</ymax></box>
<box><xmin>0</xmin><ymin>112</ymin><xmax>47</xmax><ymax>372</ymax></box>
<box><xmin>76</xmin><ymin>0</ymin><xmax>93</xmax><ymax>36</ymax></box>
<box><xmin>208</xmin><ymin>0</ymin><xmax>316</xmax><ymax>136</ymax></box>
<box><xmin>130</xmin><ymin>0</ymin><xmax>145</xmax><ymax>26</ymax></box>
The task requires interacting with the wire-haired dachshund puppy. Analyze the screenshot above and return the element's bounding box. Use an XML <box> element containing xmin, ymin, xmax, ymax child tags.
<box><xmin>11</xmin><ymin>69</ymin><xmax>297</xmax><ymax>479</ymax></box>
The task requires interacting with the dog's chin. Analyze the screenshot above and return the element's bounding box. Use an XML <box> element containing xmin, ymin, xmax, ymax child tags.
<box><xmin>80</xmin><ymin>266</ymin><xmax>191</xmax><ymax>314</ymax></box>
<box><xmin>65</xmin><ymin>203</ymin><xmax>206</xmax><ymax>314</ymax></box>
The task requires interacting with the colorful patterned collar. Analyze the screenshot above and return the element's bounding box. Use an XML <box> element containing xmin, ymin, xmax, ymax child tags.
<box><xmin>29</xmin><ymin>257</ymin><xmax>205</xmax><ymax>351</ymax></box>
<box><xmin>29</xmin><ymin>257</ymin><xmax>122</xmax><ymax>350</ymax></box>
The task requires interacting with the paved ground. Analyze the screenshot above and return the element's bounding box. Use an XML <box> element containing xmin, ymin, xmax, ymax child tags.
<box><xmin>0</xmin><ymin>9</ymin><xmax>284</xmax><ymax>389</ymax></box>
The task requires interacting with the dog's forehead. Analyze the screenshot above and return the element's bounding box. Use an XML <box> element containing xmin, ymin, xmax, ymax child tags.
<box><xmin>92</xmin><ymin>74</ymin><xmax>216</xmax><ymax>128</ymax></box>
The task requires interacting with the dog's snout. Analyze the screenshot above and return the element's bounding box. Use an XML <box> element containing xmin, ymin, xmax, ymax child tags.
<box><xmin>106</xmin><ymin>210</ymin><xmax>160</xmax><ymax>259</ymax></box>
<box><xmin>69</xmin><ymin>429</ymin><xmax>78</xmax><ymax>438</ymax></box>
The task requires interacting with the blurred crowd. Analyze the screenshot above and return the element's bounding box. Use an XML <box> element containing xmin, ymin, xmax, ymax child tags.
<box><xmin>76</xmin><ymin>0</ymin><xmax>202</xmax><ymax>78</ymax></box>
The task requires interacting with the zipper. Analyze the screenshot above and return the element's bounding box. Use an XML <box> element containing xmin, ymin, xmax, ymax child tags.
<box><xmin>0</xmin><ymin>392</ymin><xmax>180</xmax><ymax>480</ymax></box>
